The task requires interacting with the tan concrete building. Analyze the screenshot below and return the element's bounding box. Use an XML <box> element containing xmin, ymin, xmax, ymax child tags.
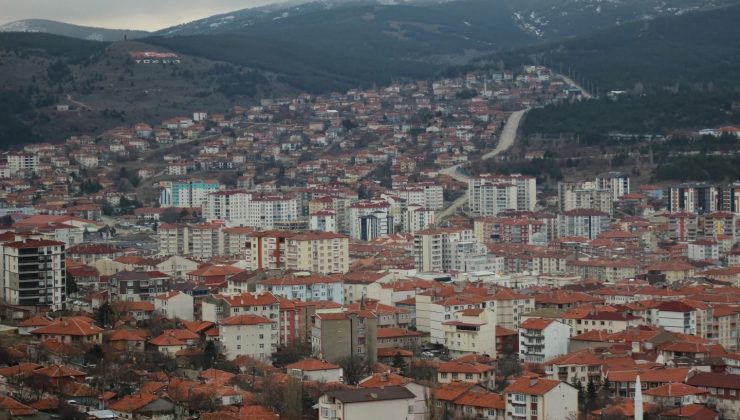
<box><xmin>244</xmin><ymin>230</ymin><xmax>350</xmax><ymax>274</ymax></box>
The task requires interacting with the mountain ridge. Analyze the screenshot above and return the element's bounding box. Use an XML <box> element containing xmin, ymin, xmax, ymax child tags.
<box><xmin>0</xmin><ymin>18</ymin><xmax>150</xmax><ymax>42</ymax></box>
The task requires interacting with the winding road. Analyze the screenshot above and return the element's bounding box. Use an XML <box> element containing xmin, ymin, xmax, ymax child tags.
<box><xmin>436</xmin><ymin>108</ymin><xmax>530</xmax><ymax>220</ymax></box>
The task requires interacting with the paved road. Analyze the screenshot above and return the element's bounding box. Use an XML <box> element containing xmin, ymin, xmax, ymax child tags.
<box><xmin>436</xmin><ymin>108</ymin><xmax>530</xmax><ymax>220</ymax></box>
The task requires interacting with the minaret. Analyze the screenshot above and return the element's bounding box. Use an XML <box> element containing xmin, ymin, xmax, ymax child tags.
<box><xmin>634</xmin><ymin>375</ymin><xmax>643</xmax><ymax>420</ymax></box>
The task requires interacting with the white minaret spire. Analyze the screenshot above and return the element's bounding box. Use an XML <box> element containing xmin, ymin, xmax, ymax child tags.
<box><xmin>634</xmin><ymin>375</ymin><xmax>643</xmax><ymax>420</ymax></box>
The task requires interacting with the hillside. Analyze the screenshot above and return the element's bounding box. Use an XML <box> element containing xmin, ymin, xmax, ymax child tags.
<box><xmin>0</xmin><ymin>33</ymin><xmax>280</xmax><ymax>148</ymax></box>
<box><xmin>159</xmin><ymin>0</ymin><xmax>740</xmax><ymax>52</ymax></box>
<box><xmin>470</xmin><ymin>4</ymin><xmax>740</xmax><ymax>141</ymax></box>
<box><xmin>479</xmin><ymin>3</ymin><xmax>740</xmax><ymax>92</ymax></box>
<box><xmin>0</xmin><ymin>19</ymin><xmax>149</xmax><ymax>42</ymax></box>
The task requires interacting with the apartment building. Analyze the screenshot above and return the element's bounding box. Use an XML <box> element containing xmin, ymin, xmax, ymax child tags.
<box><xmin>504</xmin><ymin>377</ymin><xmax>578</xmax><ymax>420</ymax></box>
<box><xmin>391</xmin><ymin>182</ymin><xmax>444</xmax><ymax>210</ymax></box>
<box><xmin>469</xmin><ymin>174</ymin><xmax>536</xmax><ymax>216</ymax></box>
<box><xmin>202</xmin><ymin>190</ymin><xmax>300</xmax><ymax>230</ymax></box>
<box><xmin>223</xmin><ymin>226</ymin><xmax>255</xmax><ymax>256</ymax></box>
<box><xmin>596</xmin><ymin>172</ymin><xmax>630</xmax><ymax>201</ymax></box>
<box><xmin>348</xmin><ymin>201</ymin><xmax>394</xmax><ymax>240</ymax></box>
<box><xmin>558</xmin><ymin>181</ymin><xmax>613</xmax><ymax>215</ymax></box>
<box><xmin>310</xmin><ymin>210</ymin><xmax>337</xmax><ymax>233</ymax></box>
<box><xmin>670</xmin><ymin>183</ymin><xmax>719</xmax><ymax>215</ymax></box>
<box><xmin>6</xmin><ymin>152</ymin><xmax>39</xmax><ymax>175</ymax></box>
<box><xmin>666</xmin><ymin>213</ymin><xmax>699</xmax><ymax>242</ymax></box>
<box><xmin>491</xmin><ymin>288</ymin><xmax>535</xmax><ymax>330</ymax></box>
<box><xmin>218</xmin><ymin>314</ymin><xmax>276</xmax><ymax>362</ymax></box>
<box><xmin>442</xmin><ymin>307</ymin><xmax>497</xmax><ymax>358</ymax></box>
<box><xmin>201</xmin><ymin>292</ymin><xmax>280</xmax><ymax>324</ymax></box>
<box><xmin>474</xmin><ymin>216</ymin><xmax>547</xmax><ymax>245</ymax></box>
<box><xmin>189</xmin><ymin>223</ymin><xmax>225</xmax><ymax>259</ymax></box>
<box><xmin>108</xmin><ymin>270</ymin><xmax>171</xmax><ymax>302</ymax></box>
<box><xmin>402</xmin><ymin>204</ymin><xmax>436</xmax><ymax>234</ymax></box>
<box><xmin>256</xmin><ymin>274</ymin><xmax>345</xmax><ymax>304</ymax></box>
<box><xmin>159</xmin><ymin>179</ymin><xmax>220</xmax><ymax>208</ymax></box>
<box><xmin>557</xmin><ymin>209</ymin><xmax>610</xmax><ymax>240</ymax></box>
<box><xmin>1</xmin><ymin>239</ymin><xmax>66</xmax><ymax>310</ymax></box>
<box><xmin>286</xmin><ymin>232</ymin><xmax>349</xmax><ymax>274</ymax></box>
<box><xmin>469</xmin><ymin>179</ymin><xmax>518</xmax><ymax>217</ymax></box>
<box><xmin>157</xmin><ymin>224</ymin><xmax>191</xmax><ymax>256</ymax></box>
<box><xmin>312</xmin><ymin>311</ymin><xmax>378</xmax><ymax>364</ymax></box>
<box><xmin>413</xmin><ymin>227</ymin><xmax>476</xmax><ymax>273</ymax></box>
<box><xmin>518</xmin><ymin>318</ymin><xmax>570</xmax><ymax>364</ymax></box>
<box><xmin>244</xmin><ymin>231</ymin><xmax>350</xmax><ymax>274</ymax></box>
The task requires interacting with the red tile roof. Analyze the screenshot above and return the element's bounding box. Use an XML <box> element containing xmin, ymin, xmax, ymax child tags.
<box><xmin>643</xmin><ymin>382</ymin><xmax>708</xmax><ymax>397</ymax></box>
<box><xmin>519</xmin><ymin>318</ymin><xmax>554</xmax><ymax>330</ymax></box>
<box><xmin>438</xmin><ymin>361</ymin><xmax>493</xmax><ymax>374</ymax></box>
<box><xmin>0</xmin><ymin>395</ymin><xmax>37</xmax><ymax>416</ymax></box>
<box><xmin>503</xmin><ymin>376</ymin><xmax>562</xmax><ymax>395</ymax></box>
<box><xmin>453</xmin><ymin>389</ymin><xmax>505</xmax><ymax>410</ymax></box>
<box><xmin>148</xmin><ymin>334</ymin><xmax>186</xmax><ymax>347</ymax></box>
<box><xmin>31</xmin><ymin>318</ymin><xmax>103</xmax><ymax>336</ymax></box>
<box><xmin>287</xmin><ymin>358</ymin><xmax>341</xmax><ymax>372</ymax></box>
<box><xmin>33</xmin><ymin>364</ymin><xmax>86</xmax><ymax>378</ymax></box>
<box><xmin>686</xmin><ymin>372</ymin><xmax>740</xmax><ymax>390</ymax></box>
<box><xmin>107</xmin><ymin>392</ymin><xmax>158</xmax><ymax>413</ymax></box>
<box><xmin>377</xmin><ymin>327</ymin><xmax>421</xmax><ymax>339</ymax></box>
<box><xmin>659</xmin><ymin>404</ymin><xmax>718</xmax><ymax>419</ymax></box>
<box><xmin>220</xmin><ymin>314</ymin><xmax>273</xmax><ymax>326</ymax></box>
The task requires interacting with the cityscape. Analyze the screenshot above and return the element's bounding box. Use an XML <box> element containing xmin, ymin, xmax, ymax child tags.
<box><xmin>0</xmin><ymin>1</ymin><xmax>739</xmax><ymax>419</ymax></box>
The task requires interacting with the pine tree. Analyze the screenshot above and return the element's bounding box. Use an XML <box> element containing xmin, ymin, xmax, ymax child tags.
<box><xmin>600</xmin><ymin>377</ymin><xmax>612</xmax><ymax>406</ymax></box>
<box><xmin>391</xmin><ymin>352</ymin><xmax>405</xmax><ymax>372</ymax></box>
<box><xmin>586</xmin><ymin>378</ymin><xmax>598</xmax><ymax>411</ymax></box>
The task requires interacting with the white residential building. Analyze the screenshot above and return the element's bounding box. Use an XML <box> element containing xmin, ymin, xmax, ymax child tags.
<box><xmin>504</xmin><ymin>377</ymin><xmax>578</xmax><ymax>420</ymax></box>
<box><xmin>1</xmin><ymin>239</ymin><xmax>66</xmax><ymax>310</ymax></box>
<box><xmin>310</xmin><ymin>210</ymin><xmax>338</xmax><ymax>233</ymax></box>
<box><xmin>256</xmin><ymin>274</ymin><xmax>345</xmax><ymax>304</ymax></box>
<box><xmin>391</xmin><ymin>182</ymin><xmax>444</xmax><ymax>211</ymax></box>
<box><xmin>518</xmin><ymin>318</ymin><xmax>571</xmax><ymax>364</ymax></box>
<box><xmin>413</xmin><ymin>227</ymin><xmax>477</xmax><ymax>273</ymax></box>
<box><xmin>348</xmin><ymin>201</ymin><xmax>394</xmax><ymax>240</ymax></box>
<box><xmin>469</xmin><ymin>174</ymin><xmax>537</xmax><ymax>216</ymax></box>
<box><xmin>596</xmin><ymin>172</ymin><xmax>630</xmax><ymax>201</ymax></box>
<box><xmin>152</xmin><ymin>291</ymin><xmax>194</xmax><ymax>321</ymax></box>
<box><xmin>557</xmin><ymin>209</ymin><xmax>610</xmax><ymax>240</ymax></box>
<box><xmin>218</xmin><ymin>314</ymin><xmax>276</xmax><ymax>362</ymax></box>
<box><xmin>442</xmin><ymin>307</ymin><xmax>497</xmax><ymax>358</ymax></box>
<box><xmin>558</xmin><ymin>181</ymin><xmax>613</xmax><ymax>215</ymax></box>
<box><xmin>402</xmin><ymin>205</ymin><xmax>436</xmax><ymax>234</ymax></box>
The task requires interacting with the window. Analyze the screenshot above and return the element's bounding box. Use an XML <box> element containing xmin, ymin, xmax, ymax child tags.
<box><xmin>237</xmin><ymin>345</ymin><xmax>241</xmax><ymax>350</ymax></box>
<box><xmin>513</xmin><ymin>394</ymin><xmax>526</xmax><ymax>403</ymax></box>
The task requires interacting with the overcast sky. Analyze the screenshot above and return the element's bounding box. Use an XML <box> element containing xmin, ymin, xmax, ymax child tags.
<box><xmin>0</xmin><ymin>0</ymin><xmax>292</xmax><ymax>31</ymax></box>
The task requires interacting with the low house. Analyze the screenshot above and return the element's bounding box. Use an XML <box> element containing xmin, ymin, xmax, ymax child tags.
<box><xmin>30</xmin><ymin>318</ymin><xmax>103</xmax><ymax>344</ymax></box>
<box><xmin>643</xmin><ymin>382</ymin><xmax>708</xmax><ymax>407</ymax></box>
<box><xmin>437</xmin><ymin>360</ymin><xmax>495</xmax><ymax>389</ymax></box>
<box><xmin>107</xmin><ymin>392</ymin><xmax>175</xmax><ymax>419</ymax></box>
<box><xmin>318</xmin><ymin>386</ymin><xmax>416</xmax><ymax>420</ymax></box>
<box><xmin>287</xmin><ymin>358</ymin><xmax>343</xmax><ymax>383</ymax></box>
